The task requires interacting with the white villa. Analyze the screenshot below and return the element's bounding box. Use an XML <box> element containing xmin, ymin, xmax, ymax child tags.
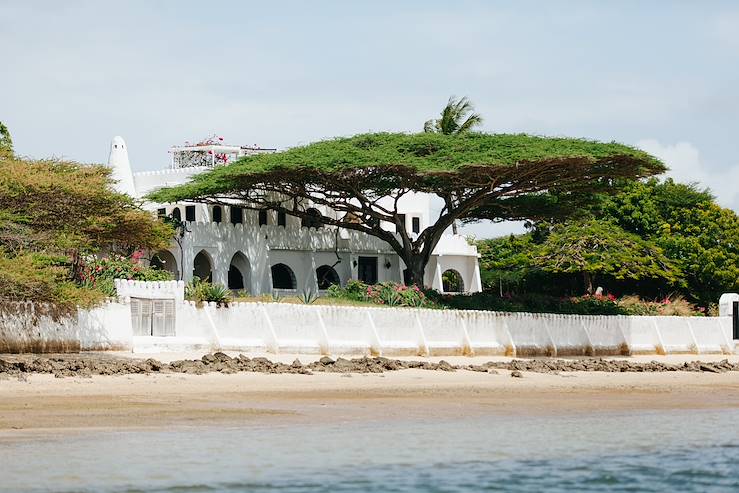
<box><xmin>108</xmin><ymin>136</ymin><xmax>482</xmax><ymax>296</ymax></box>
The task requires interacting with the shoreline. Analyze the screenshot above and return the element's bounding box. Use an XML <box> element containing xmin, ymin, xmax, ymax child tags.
<box><xmin>2</xmin><ymin>353</ymin><xmax>739</xmax><ymax>434</ymax></box>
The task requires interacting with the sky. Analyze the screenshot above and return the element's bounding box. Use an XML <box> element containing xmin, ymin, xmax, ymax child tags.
<box><xmin>2</xmin><ymin>1</ymin><xmax>738</xmax><ymax>238</ymax></box>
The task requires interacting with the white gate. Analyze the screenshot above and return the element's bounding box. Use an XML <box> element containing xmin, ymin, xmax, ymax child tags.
<box><xmin>131</xmin><ymin>298</ymin><xmax>176</xmax><ymax>336</ymax></box>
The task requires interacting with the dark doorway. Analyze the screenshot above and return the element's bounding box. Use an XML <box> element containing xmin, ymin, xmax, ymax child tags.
<box><xmin>271</xmin><ymin>263</ymin><xmax>296</xmax><ymax>289</ymax></box>
<box><xmin>316</xmin><ymin>265</ymin><xmax>340</xmax><ymax>289</ymax></box>
<box><xmin>358</xmin><ymin>256</ymin><xmax>378</xmax><ymax>284</ymax></box>
<box><xmin>193</xmin><ymin>250</ymin><xmax>212</xmax><ymax>282</ymax></box>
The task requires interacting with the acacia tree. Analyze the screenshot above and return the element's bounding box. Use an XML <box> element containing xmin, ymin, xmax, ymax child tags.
<box><xmin>149</xmin><ymin>132</ymin><xmax>664</xmax><ymax>287</ymax></box>
<box><xmin>534</xmin><ymin>220</ymin><xmax>679</xmax><ymax>294</ymax></box>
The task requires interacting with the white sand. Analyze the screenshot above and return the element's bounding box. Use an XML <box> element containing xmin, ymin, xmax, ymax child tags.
<box><xmin>2</xmin><ymin>352</ymin><xmax>739</xmax><ymax>433</ymax></box>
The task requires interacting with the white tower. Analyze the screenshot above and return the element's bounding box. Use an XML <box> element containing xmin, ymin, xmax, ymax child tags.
<box><xmin>107</xmin><ymin>136</ymin><xmax>137</xmax><ymax>196</ymax></box>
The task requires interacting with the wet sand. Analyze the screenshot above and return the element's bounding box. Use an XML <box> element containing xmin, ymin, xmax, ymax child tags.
<box><xmin>2</xmin><ymin>362</ymin><xmax>739</xmax><ymax>433</ymax></box>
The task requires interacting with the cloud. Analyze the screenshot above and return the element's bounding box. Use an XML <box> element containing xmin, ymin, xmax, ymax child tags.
<box><xmin>636</xmin><ymin>139</ymin><xmax>739</xmax><ymax>211</ymax></box>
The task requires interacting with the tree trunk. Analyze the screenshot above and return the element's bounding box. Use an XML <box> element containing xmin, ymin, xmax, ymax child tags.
<box><xmin>583</xmin><ymin>272</ymin><xmax>593</xmax><ymax>295</ymax></box>
<box><xmin>402</xmin><ymin>255</ymin><xmax>428</xmax><ymax>288</ymax></box>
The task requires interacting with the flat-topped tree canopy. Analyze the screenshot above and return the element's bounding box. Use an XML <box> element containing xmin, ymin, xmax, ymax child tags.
<box><xmin>149</xmin><ymin>132</ymin><xmax>664</xmax><ymax>287</ymax></box>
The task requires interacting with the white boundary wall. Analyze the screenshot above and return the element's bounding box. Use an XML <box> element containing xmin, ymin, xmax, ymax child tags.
<box><xmin>114</xmin><ymin>280</ymin><xmax>185</xmax><ymax>302</ymax></box>
<box><xmin>3</xmin><ymin>299</ymin><xmax>737</xmax><ymax>356</ymax></box>
<box><xmin>67</xmin><ymin>300</ymin><xmax>738</xmax><ymax>356</ymax></box>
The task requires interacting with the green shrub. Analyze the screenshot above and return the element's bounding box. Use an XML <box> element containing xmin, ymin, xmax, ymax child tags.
<box><xmin>185</xmin><ymin>277</ymin><xmax>230</xmax><ymax>306</ymax></box>
<box><xmin>329</xmin><ymin>280</ymin><xmax>432</xmax><ymax>308</ymax></box>
<box><xmin>430</xmin><ymin>290</ymin><xmax>705</xmax><ymax>316</ymax></box>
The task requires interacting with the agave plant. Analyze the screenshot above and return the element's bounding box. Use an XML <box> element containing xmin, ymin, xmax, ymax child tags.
<box><xmin>185</xmin><ymin>277</ymin><xmax>231</xmax><ymax>306</ymax></box>
<box><xmin>298</xmin><ymin>289</ymin><xmax>318</xmax><ymax>304</ymax></box>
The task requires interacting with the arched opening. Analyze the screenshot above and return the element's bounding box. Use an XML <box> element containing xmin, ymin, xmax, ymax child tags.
<box><xmin>316</xmin><ymin>265</ymin><xmax>340</xmax><ymax>290</ymax></box>
<box><xmin>171</xmin><ymin>207</ymin><xmax>182</xmax><ymax>222</ymax></box>
<box><xmin>212</xmin><ymin>205</ymin><xmax>222</xmax><ymax>223</ymax></box>
<box><xmin>442</xmin><ymin>269</ymin><xmax>464</xmax><ymax>293</ymax></box>
<box><xmin>271</xmin><ymin>263</ymin><xmax>296</xmax><ymax>290</ymax></box>
<box><xmin>301</xmin><ymin>208</ymin><xmax>323</xmax><ymax>229</ymax></box>
<box><xmin>228</xmin><ymin>251</ymin><xmax>251</xmax><ymax>292</ymax></box>
<box><xmin>150</xmin><ymin>250</ymin><xmax>179</xmax><ymax>280</ymax></box>
<box><xmin>193</xmin><ymin>250</ymin><xmax>213</xmax><ymax>282</ymax></box>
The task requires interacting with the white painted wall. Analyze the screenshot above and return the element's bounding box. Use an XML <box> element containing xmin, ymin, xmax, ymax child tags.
<box><xmin>7</xmin><ymin>300</ymin><xmax>736</xmax><ymax>356</ymax></box>
<box><xmin>74</xmin><ymin>300</ymin><xmax>739</xmax><ymax>357</ymax></box>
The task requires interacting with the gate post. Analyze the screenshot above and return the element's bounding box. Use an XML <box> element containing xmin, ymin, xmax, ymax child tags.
<box><xmin>733</xmin><ymin>301</ymin><xmax>739</xmax><ymax>340</ymax></box>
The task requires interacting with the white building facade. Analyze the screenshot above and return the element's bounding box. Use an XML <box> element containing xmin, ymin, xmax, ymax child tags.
<box><xmin>108</xmin><ymin>136</ymin><xmax>482</xmax><ymax>295</ymax></box>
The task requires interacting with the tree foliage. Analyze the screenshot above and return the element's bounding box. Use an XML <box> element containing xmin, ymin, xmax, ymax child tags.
<box><xmin>599</xmin><ymin>179</ymin><xmax>739</xmax><ymax>304</ymax></box>
<box><xmin>0</xmin><ymin>121</ymin><xmax>12</xmax><ymax>158</ymax></box>
<box><xmin>150</xmin><ymin>132</ymin><xmax>664</xmax><ymax>286</ymax></box>
<box><xmin>475</xmin><ymin>177</ymin><xmax>739</xmax><ymax>306</ymax></box>
<box><xmin>423</xmin><ymin>96</ymin><xmax>483</xmax><ymax>135</ymax></box>
<box><xmin>0</xmin><ymin>152</ymin><xmax>173</xmax><ymax>306</ymax></box>
<box><xmin>534</xmin><ymin>220</ymin><xmax>679</xmax><ymax>293</ymax></box>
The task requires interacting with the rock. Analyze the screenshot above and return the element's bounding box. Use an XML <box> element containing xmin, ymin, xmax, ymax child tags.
<box><xmin>291</xmin><ymin>359</ymin><xmax>303</xmax><ymax>368</ymax></box>
<box><xmin>700</xmin><ymin>364</ymin><xmax>721</xmax><ymax>373</ymax></box>
<box><xmin>332</xmin><ymin>358</ymin><xmax>355</xmax><ymax>372</ymax></box>
<box><xmin>510</xmin><ymin>370</ymin><xmax>523</xmax><ymax>378</ymax></box>
<box><xmin>437</xmin><ymin>360</ymin><xmax>455</xmax><ymax>372</ymax></box>
<box><xmin>213</xmin><ymin>352</ymin><xmax>232</xmax><ymax>362</ymax></box>
<box><xmin>201</xmin><ymin>354</ymin><xmax>216</xmax><ymax>364</ymax></box>
<box><xmin>319</xmin><ymin>356</ymin><xmax>335</xmax><ymax>365</ymax></box>
<box><xmin>486</xmin><ymin>368</ymin><xmax>499</xmax><ymax>374</ymax></box>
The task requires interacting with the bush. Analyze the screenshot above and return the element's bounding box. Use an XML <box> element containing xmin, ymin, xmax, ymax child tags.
<box><xmin>0</xmin><ymin>251</ymin><xmax>105</xmax><ymax>308</ymax></box>
<box><xmin>328</xmin><ymin>281</ymin><xmax>432</xmax><ymax>308</ymax></box>
<box><xmin>185</xmin><ymin>277</ymin><xmax>230</xmax><ymax>306</ymax></box>
<box><xmin>430</xmin><ymin>290</ymin><xmax>706</xmax><ymax>316</ymax></box>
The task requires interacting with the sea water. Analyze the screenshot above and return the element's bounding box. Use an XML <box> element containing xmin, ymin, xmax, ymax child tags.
<box><xmin>1</xmin><ymin>409</ymin><xmax>738</xmax><ymax>492</ymax></box>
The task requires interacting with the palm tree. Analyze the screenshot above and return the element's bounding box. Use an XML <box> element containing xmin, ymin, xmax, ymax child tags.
<box><xmin>423</xmin><ymin>96</ymin><xmax>483</xmax><ymax>135</ymax></box>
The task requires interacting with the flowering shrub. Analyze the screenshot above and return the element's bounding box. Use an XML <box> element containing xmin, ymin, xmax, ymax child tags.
<box><xmin>79</xmin><ymin>254</ymin><xmax>172</xmax><ymax>296</ymax></box>
<box><xmin>328</xmin><ymin>280</ymin><xmax>432</xmax><ymax>308</ymax></box>
<box><xmin>432</xmin><ymin>291</ymin><xmax>706</xmax><ymax>316</ymax></box>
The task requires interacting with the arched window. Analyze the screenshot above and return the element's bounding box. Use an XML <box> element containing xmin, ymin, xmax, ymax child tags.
<box><xmin>271</xmin><ymin>263</ymin><xmax>296</xmax><ymax>290</ymax></box>
<box><xmin>151</xmin><ymin>250</ymin><xmax>179</xmax><ymax>280</ymax></box>
<box><xmin>228</xmin><ymin>252</ymin><xmax>251</xmax><ymax>291</ymax></box>
<box><xmin>193</xmin><ymin>250</ymin><xmax>213</xmax><ymax>282</ymax></box>
<box><xmin>301</xmin><ymin>208</ymin><xmax>323</xmax><ymax>229</ymax></box>
<box><xmin>171</xmin><ymin>207</ymin><xmax>182</xmax><ymax>222</ymax></box>
<box><xmin>212</xmin><ymin>205</ymin><xmax>222</xmax><ymax>223</ymax></box>
<box><xmin>442</xmin><ymin>269</ymin><xmax>464</xmax><ymax>293</ymax></box>
<box><xmin>315</xmin><ymin>265</ymin><xmax>340</xmax><ymax>290</ymax></box>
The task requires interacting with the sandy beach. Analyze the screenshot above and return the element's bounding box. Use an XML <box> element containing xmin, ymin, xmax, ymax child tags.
<box><xmin>2</xmin><ymin>353</ymin><xmax>739</xmax><ymax>433</ymax></box>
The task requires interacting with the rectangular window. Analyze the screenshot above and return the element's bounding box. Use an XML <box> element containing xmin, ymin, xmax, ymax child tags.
<box><xmin>277</xmin><ymin>211</ymin><xmax>287</xmax><ymax>227</ymax></box>
<box><xmin>230</xmin><ymin>207</ymin><xmax>243</xmax><ymax>225</ymax></box>
<box><xmin>258</xmin><ymin>209</ymin><xmax>268</xmax><ymax>226</ymax></box>
<box><xmin>212</xmin><ymin>206</ymin><xmax>222</xmax><ymax>223</ymax></box>
<box><xmin>157</xmin><ymin>208</ymin><xmax>167</xmax><ymax>219</ymax></box>
<box><xmin>412</xmin><ymin>217</ymin><xmax>420</xmax><ymax>234</ymax></box>
<box><xmin>397</xmin><ymin>214</ymin><xmax>406</xmax><ymax>233</ymax></box>
<box><xmin>185</xmin><ymin>205</ymin><xmax>196</xmax><ymax>222</ymax></box>
<box><xmin>358</xmin><ymin>256</ymin><xmax>378</xmax><ymax>284</ymax></box>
